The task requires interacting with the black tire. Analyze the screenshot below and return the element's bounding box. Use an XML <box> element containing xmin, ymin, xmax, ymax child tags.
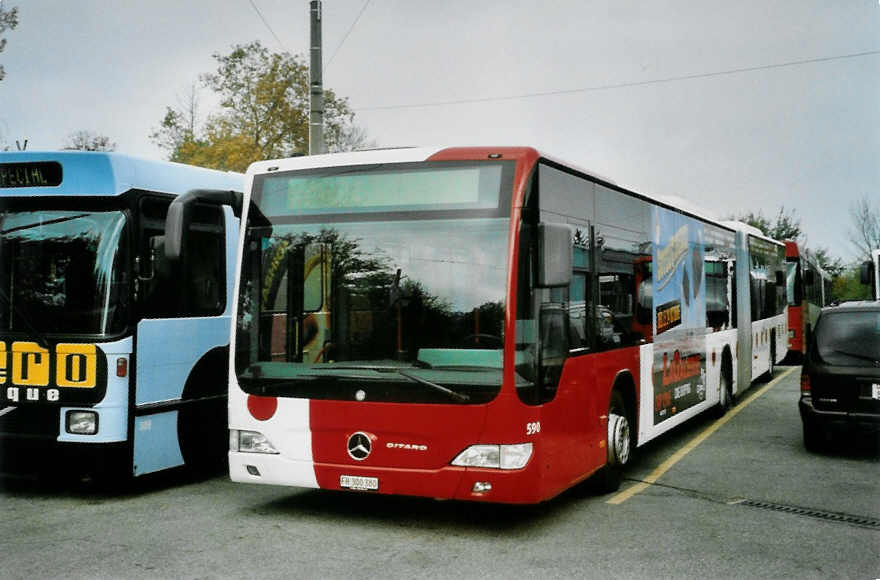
<box><xmin>802</xmin><ymin>419</ymin><xmax>823</xmax><ymax>452</ymax></box>
<box><xmin>595</xmin><ymin>390</ymin><xmax>632</xmax><ymax>493</ymax></box>
<box><xmin>716</xmin><ymin>364</ymin><xmax>734</xmax><ymax>416</ymax></box>
<box><xmin>767</xmin><ymin>334</ymin><xmax>776</xmax><ymax>380</ymax></box>
<box><xmin>178</xmin><ymin>348</ymin><xmax>229</xmax><ymax>476</ymax></box>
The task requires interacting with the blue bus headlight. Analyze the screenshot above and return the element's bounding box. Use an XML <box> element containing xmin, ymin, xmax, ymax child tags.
<box><xmin>66</xmin><ymin>411</ymin><xmax>98</xmax><ymax>435</ymax></box>
<box><xmin>230</xmin><ymin>429</ymin><xmax>279</xmax><ymax>454</ymax></box>
<box><xmin>451</xmin><ymin>443</ymin><xmax>533</xmax><ymax>470</ymax></box>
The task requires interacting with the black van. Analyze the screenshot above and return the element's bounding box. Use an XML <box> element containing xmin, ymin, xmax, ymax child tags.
<box><xmin>798</xmin><ymin>301</ymin><xmax>880</xmax><ymax>451</ymax></box>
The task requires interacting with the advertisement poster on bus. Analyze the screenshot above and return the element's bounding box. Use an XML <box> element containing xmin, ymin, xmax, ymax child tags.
<box><xmin>652</xmin><ymin>207</ymin><xmax>707</xmax><ymax>424</ymax></box>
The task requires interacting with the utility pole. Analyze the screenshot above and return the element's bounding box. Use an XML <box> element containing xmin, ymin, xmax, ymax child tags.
<box><xmin>309</xmin><ymin>0</ymin><xmax>325</xmax><ymax>155</ymax></box>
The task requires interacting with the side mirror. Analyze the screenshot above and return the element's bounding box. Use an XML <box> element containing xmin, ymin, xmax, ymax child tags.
<box><xmin>165</xmin><ymin>189</ymin><xmax>242</xmax><ymax>263</ymax></box>
<box><xmin>804</xmin><ymin>270</ymin><xmax>815</xmax><ymax>285</ymax></box>
<box><xmin>775</xmin><ymin>270</ymin><xmax>785</xmax><ymax>287</ymax></box>
<box><xmin>860</xmin><ymin>261</ymin><xmax>874</xmax><ymax>285</ymax></box>
<box><xmin>537</xmin><ymin>223</ymin><xmax>572</xmax><ymax>288</ymax></box>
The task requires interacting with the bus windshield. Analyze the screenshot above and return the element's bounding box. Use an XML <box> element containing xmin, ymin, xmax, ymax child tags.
<box><xmin>236</xmin><ymin>161</ymin><xmax>513</xmax><ymax>405</ymax></box>
<box><xmin>0</xmin><ymin>210</ymin><xmax>129</xmax><ymax>336</ymax></box>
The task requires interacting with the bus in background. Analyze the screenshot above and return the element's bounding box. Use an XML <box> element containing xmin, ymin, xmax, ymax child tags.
<box><xmin>722</xmin><ymin>221</ymin><xmax>788</xmax><ymax>387</ymax></box>
<box><xmin>222</xmin><ymin>147</ymin><xmax>786</xmax><ymax>504</ymax></box>
<box><xmin>784</xmin><ymin>241</ymin><xmax>830</xmax><ymax>362</ymax></box>
<box><xmin>0</xmin><ymin>151</ymin><xmax>241</xmax><ymax>482</ymax></box>
<box><xmin>861</xmin><ymin>249</ymin><xmax>880</xmax><ymax>300</ymax></box>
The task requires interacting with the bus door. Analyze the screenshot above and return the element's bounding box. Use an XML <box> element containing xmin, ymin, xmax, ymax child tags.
<box><xmin>133</xmin><ymin>199</ymin><xmax>233</xmax><ymax>475</ymax></box>
<box><xmin>260</xmin><ymin>242</ymin><xmax>332</xmax><ymax>364</ymax></box>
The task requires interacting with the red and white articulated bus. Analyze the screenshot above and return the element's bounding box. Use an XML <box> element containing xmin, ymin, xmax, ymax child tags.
<box><xmin>226</xmin><ymin>147</ymin><xmax>787</xmax><ymax>504</ymax></box>
<box><xmin>784</xmin><ymin>241</ymin><xmax>830</xmax><ymax>362</ymax></box>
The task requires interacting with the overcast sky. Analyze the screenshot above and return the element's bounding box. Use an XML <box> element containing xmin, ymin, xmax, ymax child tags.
<box><xmin>1</xmin><ymin>1</ymin><xmax>877</xmax><ymax>261</ymax></box>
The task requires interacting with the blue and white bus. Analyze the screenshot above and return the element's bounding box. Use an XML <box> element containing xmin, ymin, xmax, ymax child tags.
<box><xmin>0</xmin><ymin>151</ymin><xmax>241</xmax><ymax>482</ymax></box>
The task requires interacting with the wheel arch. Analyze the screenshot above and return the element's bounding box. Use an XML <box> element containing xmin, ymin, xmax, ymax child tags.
<box><xmin>610</xmin><ymin>369</ymin><xmax>637</xmax><ymax>446</ymax></box>
<box><xmin>721</xmin><ymin>345</ymin><xmax>734</xmax><ymax>383</ymax></box>
<box><xmin>177</xmin><ymin>345</ymin><xmax>230</xmax><ymax>472</ymax></box>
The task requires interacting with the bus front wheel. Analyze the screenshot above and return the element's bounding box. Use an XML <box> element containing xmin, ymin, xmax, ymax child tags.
<box><xmin>595</xmin><ymin>390</ymin><xmax>632</xmax><ymax>493</ymax></box>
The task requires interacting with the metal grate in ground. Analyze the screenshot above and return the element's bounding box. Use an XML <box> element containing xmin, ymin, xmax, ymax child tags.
<box><xmin>730</xmin><ymin>498</ymin><xmax>880</xmax><ymax>530</ymax></box>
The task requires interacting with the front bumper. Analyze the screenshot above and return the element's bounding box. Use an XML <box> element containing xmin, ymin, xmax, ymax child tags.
<box><xmin>0</xmin><ymin>434</ymin><xmax>129</xmax><ymax>481</ymax></box>
<box><xmin>229</xmin><ymin>451</ymin><xmax>545</xmax><ymax>504</ymax></box>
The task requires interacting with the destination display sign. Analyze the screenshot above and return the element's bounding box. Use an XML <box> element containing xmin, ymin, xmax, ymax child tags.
<box><xmin>0</xmin><ymin>161</ymin><xmax>63</xmax><ymax>188</ymax></box>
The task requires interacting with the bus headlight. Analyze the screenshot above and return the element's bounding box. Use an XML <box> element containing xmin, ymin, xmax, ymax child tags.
<box><xmin>451</xmin><ymin>443</ymin><xmax>533</xmax><ymax>470</ymax></box>
<box><xmin>231</xmin><ymin>429</ymin><xmax>279</xmax><ymax>454</ymax></box>
<box><xmin>66</xmin><ymin>411</ymin><xmax>98</xmax><ymax>435</ymax></box>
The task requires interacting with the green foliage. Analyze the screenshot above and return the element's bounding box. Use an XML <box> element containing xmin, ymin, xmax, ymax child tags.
<box><xmin>152</xmin><ymin>41</ymin><xmax>371</xmax><ymax>172</ymax></box>
<box><xmin>0</xmin><ymin>2</ymin><xmax>19</xmax><ymax>82</ymax></box>
<box><xmin>734</xmin><ymin>206</ymin><xmax>801</xmax><ymax>241</ymax></box>
<box><xmin>831</xmin><ymin>266</ymin><xmax>871</xmax><ymax>303</ymax></box>
<box><xmin>809</xmin><ymin>247</ymin><xmax>844</xmax><ymax>278</ymax></box>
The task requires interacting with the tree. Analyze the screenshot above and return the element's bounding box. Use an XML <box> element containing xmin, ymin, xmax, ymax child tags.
<box><xmin>733</xmin><ymin>206</ymin><xmax>802</xmax><ymax>241</ymax></box>
<box><xmin>848</xmin><ymin>195</ymin><xmax>880</xmax><ymax>261</ymax></box>
<box><xmin>0</xmin><ymin>2</ymin><xmax>18</xmax><ymax>82</ymax></box>
<box><xmin>150</xmin><ymin>84</ymin><xmax>200</xmax><ymax>154</ymax></box>
<box><xmin>831</xmin><ymin>265</ymin><xmax>871</xmax><ymax>302</ymax></box>
<box><xmin>62</xmin><ymin>130</ymin><xmax>117</xmax><ymax>152</ymax></box>
<box><xmin>151</xmin><ymin>41</ymin><xmax>373</xmax><ymax>171</ymax></box>
<box><xmin>809</xmin><ymin>247</ymin><xmax>844</xmax><ymax>278</ymax></box>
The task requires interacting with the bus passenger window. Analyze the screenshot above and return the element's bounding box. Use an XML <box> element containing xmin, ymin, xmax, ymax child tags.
<box><xmin>706</xmin><ymin>260</ymin><xmax>730</xmax><ymax>329</ymax></box>
<box><xmin>568</xmin><ymin>272</ymin><xmax>588</xmax><ymax>349</ymax></box>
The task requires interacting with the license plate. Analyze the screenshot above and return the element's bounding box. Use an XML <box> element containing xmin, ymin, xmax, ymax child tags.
<box><xmin>340</xmin><ymin>475</ymin><xmax>379</xmax><ymax>491</ymax></box>
<box><xmin>873</xmin><ymin>384</ymin><xmax>880</xmax><ymax>401</ymax></box>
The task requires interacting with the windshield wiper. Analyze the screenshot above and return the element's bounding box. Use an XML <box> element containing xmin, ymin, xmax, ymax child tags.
<box><xmin>246</xmin><ymin>365</ymin><xmax>471</xmax><ymax>403</ymax></box>
<box><xmin>394</xmin><ymin>369</ymin><xmax>470</xmax><ymax>403</ymax></box>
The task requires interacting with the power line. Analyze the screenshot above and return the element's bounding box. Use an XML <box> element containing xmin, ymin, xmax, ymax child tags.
<box><xmin>356</xmin><ymin>49</ymin><xmax>880</xmax><ymax>112</ymax></box>
<box><xmin>247</xmin><ymin>0</ymin><xmax>289</xmax><ymax>53</ymax></box>
<box><xmin>325</xmin><ymin>0</ymin><xmax>371</xmax><ymax>72</ymax></box>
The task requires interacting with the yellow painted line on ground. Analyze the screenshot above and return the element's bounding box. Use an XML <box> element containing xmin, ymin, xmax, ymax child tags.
<box><xmin>606</xmin><ymin>366</ymin><xmax>797</xmax><ymax>505</ymax></box>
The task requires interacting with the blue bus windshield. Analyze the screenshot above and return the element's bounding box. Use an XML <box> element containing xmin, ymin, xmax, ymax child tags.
<box><xmin>0</xmin><ymin>210</ymin><xmax>129</xmax><ymax>336</ymax></box>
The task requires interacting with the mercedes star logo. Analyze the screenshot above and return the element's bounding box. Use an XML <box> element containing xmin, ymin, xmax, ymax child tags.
<box><xmin>347</xmin><ymin>431</ymin><xmax>372</xmax><ymax>461</ymax></box>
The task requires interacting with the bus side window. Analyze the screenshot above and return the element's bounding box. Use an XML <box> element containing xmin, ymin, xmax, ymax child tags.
<box><xmin>567</xmin><ymin>272</ymin><xmax>588</xmax><ymax>348</ymax></box>
<box><xmin>185</xmin><ymin>204</ymin><xmax>226</xmax><ymax>316</ymax></box>
<box><xmin>568</xmin><ymin>242</ymin><xmax>591</xmax><ymax>350</ymax></box>
<box><xmin>594</xmin><ymin>185</ymin><xmax>650</xmax><ymax>349</ymax></box>
<box><xmin>138</xmin><ymin>197</ymin><xmax>174</xmax><ymax>319</ymax></box>
<box><xmin>706</xmin><ymin>259</ymin><xmax>731</xmax><ymax>329</ymax></box>
<box><xmin>137</xmin><ymin>198</ymin><xmax>225</xmax><ymax>318</ymax></box>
